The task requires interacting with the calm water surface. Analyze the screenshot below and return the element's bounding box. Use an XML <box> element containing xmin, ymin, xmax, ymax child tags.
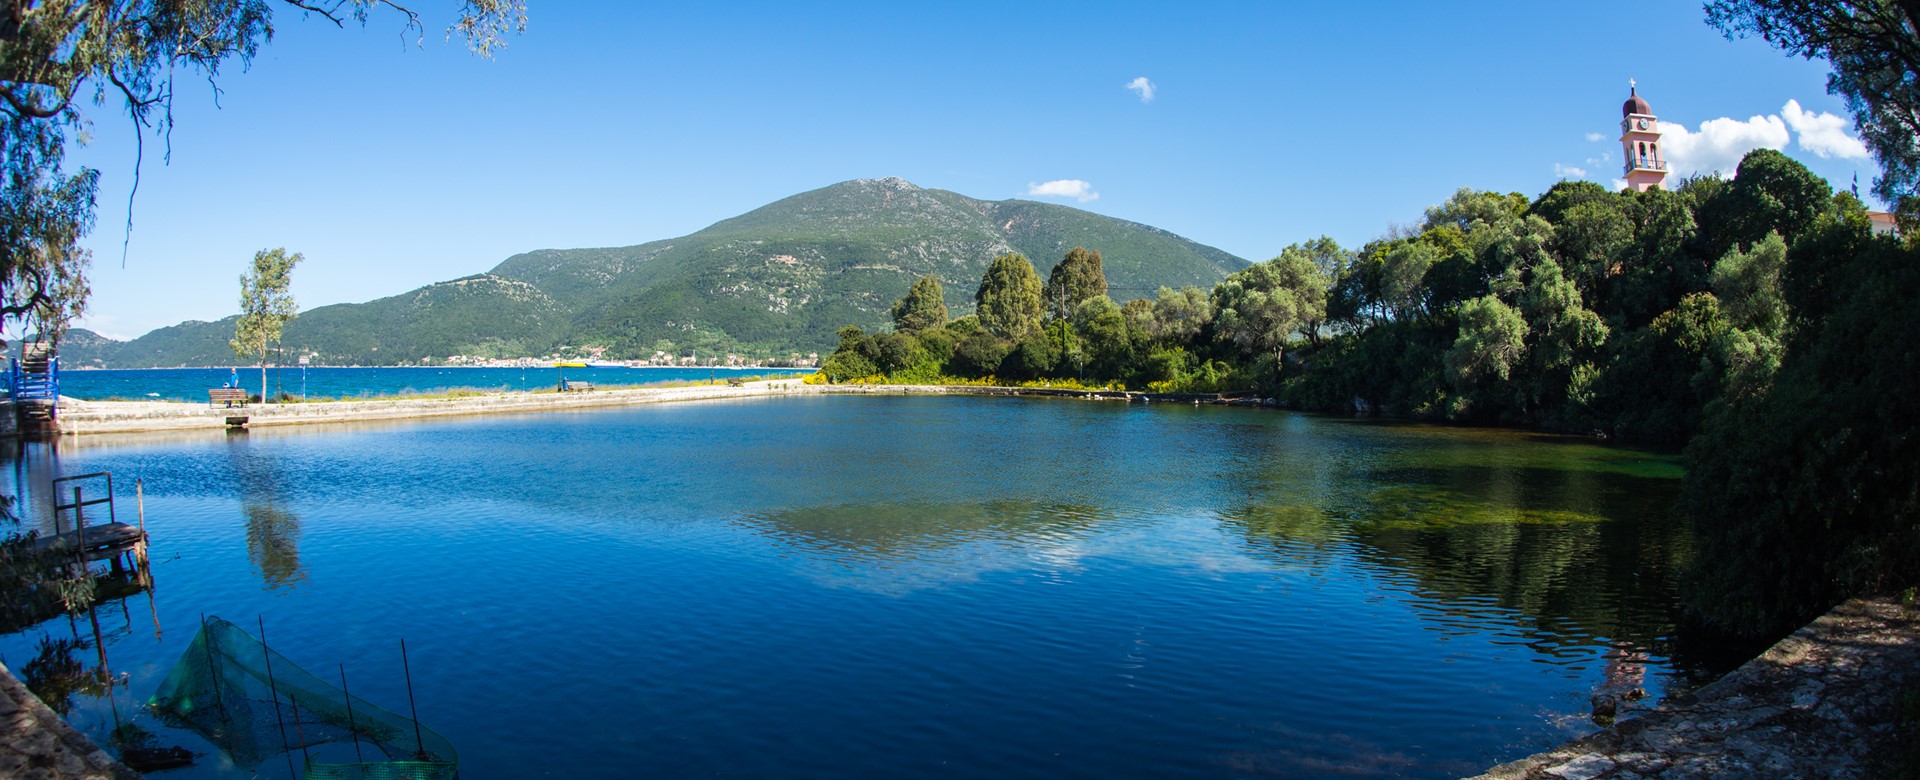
<box><xmin>0</xmin><ymin>396</ymin><xmax>1713</xmax><ymax>778</ymax></box>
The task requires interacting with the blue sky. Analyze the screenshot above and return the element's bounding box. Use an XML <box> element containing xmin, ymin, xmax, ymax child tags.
<box><xmin>57</xmin><ymin>1</ymin><xmax>1881</xmax><ymax>340</ymax></box>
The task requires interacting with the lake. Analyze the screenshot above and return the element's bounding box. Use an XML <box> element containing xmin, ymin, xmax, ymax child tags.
<box><xmin>49</xmin><ymin>365</ymin><xmax>816</xmax><ymax>403</ymax></box>
<box><xmin>0</xmin><ymin>395</ymin><xmax>1723</xmax><ymax>778</ymax></box>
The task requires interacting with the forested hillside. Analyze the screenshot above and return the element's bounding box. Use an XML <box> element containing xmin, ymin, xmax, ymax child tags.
<box><xmin>65</xmin><ymin>178</ymin><xmax>1246</xmax><ymax>367</ymax></box>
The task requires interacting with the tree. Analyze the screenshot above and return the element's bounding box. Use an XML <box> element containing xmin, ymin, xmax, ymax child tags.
<box><xmin>890</xmin><ymin>275</ymin><xmax>948</xmax><ymax>333</ymax></box>
<box><xmin>0</xmin><ymin>1</ymin><xmax>525</xmax><ymax>346</ymax></box>
<box><xmin>1682</xmin><ymin>212</ymin><xmax>1919</xmax><ymax>637</ymax></box>
<box><xmin>948</xmin><ymin>330</ymin><xmax>1007</xmax><ymax>377</ymax></box>
<box><xmin>1211</xmin><ymin>249</ymin><xmax>1329</xmax><ymax>369</ymax></box>
<box><xmin>1444</xmin><ymin>294</ymin><xmax>1528</xmax><ymax>391</ymax></box>
<box><xmin>1711</xmin><ymin>231</ymin><xmax>1790</xmax><ymax>336</ymax></box>
<box><xmin>1000</xmin><ymin>329</ymin><xmax>1060</xmax><ymax>380</ymax></box>
<box><xmin>1713</xmin><ymin>149</ymin><xmax>1833</xmax><ymax>255</ymax></box>
<box><xmin>1517</xmin><ymin>258</ymin><xmax>1609</xmax><ymax>422</ymax></box>
<box><xmin>1276</xmin><ymin>237</ymin><xmax>1350</xmax><ymax>346</ymax></box>
<box><xmin>1706</xmin><ymin>1</ymin><xmax>1920</xmax><ymax>210</ymax></box>
<box><xmin>231</xmin><ymin>248</ymin><xmax>301</xmax><ymax>402</ymax></box>
<box><xmin>975</xmin><ymin>252</ymin><xmax>1043</xmax><ymax>340</ymax></box>
<box><xmin>1071</xmin><ymin>296</ymin><xmax>1131</xmax><ymax>380</ymax></box>
<box><xmin>1149</xmin><ymin>286</ymin><xmax>1214</xmax><ymax>344</ymax></box>
<box><xmin>818</xmin><ymin>326</ymin><xmax>879</xmax><ymax>383</ymax></box>
<box><xmin>1043</xmin><ymin>246</ymin><xmax>1107</xmax><ymax>321</ymax></box>
<box><xmin>1378</xmin><ymin>240</ymin><xmax>1438</xmax><ymax>320</ymax></box>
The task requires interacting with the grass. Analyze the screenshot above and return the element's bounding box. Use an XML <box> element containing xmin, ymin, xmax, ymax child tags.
<box><xmin>805</xmin><ymin>373</ymin><xmax>1129</xmax><ymax>392</ymax></box>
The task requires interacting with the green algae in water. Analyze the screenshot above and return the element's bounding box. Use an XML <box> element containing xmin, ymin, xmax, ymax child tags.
<box><xmin>0</xmin><ymin>397</ymin><xmax>1714</xmax><ymax>779</ymax></box>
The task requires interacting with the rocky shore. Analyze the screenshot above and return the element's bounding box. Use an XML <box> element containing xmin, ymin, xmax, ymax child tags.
<box><xmin>0</xmin><ymin>661</ymin><xmax>138</xmax><ymax>779</ymax></box>
<box><xmin>1470</xmin><ymin>597</ymin><xmax>1918</xmax><ymax>780</ymax></box>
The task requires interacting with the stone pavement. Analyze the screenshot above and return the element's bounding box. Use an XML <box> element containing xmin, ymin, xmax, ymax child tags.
<box><xmin>0</xmin><ymin>661</ymin><xmax>140</xmax><ymax>779</ymax></box>
<box><xmin>1471</xmin><ymin>597</ymin><xmax>1919</xmax><ymax>779</ymax></box>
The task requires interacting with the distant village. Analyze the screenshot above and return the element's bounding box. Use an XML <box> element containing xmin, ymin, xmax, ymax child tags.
<box><xmin>436</xmin><ymin>346</ymin><xmax>820</xmax><ymax>369</ymax></box>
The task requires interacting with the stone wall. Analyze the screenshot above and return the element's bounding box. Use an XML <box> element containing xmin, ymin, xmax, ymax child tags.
<box><xmin>0</xmin><ymin>661</ymin><xmax>140</xmax><ymax>779</ymax></box>
<box><xmin>1471</xmin><ymin>597</ymin><xmax>1918</xmax><ymax>779</ymax></box>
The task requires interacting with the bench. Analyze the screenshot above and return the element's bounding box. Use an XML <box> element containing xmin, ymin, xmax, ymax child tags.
<box><xmin>726</xmin><ymin>378</ymin><xmax>744</xmax><ymax>387</ymax></box>
<box><xmin>208</xmin><ymin>388</ymin><xmax>249</xmax><ymax>407</ymax></box>
<box><xmin>560</xmin><ymin>381</ymin><xmax>595</xmax><ymax>393</ymax></box>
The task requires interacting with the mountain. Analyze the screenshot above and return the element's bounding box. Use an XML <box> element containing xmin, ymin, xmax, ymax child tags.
<box><xmin>65</xmin><ymin>178</ymin><xmax>1250</xmax><ymax>367</ymax></box>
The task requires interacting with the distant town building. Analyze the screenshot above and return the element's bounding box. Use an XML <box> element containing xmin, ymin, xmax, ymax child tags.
<box><xmin>1868</xmin><ymin>209</ymin><xmax>1899</xmax><ymax>237</ymax></box>
<box><xmin>1620</xmin><ymin>81</ymin><xmax>1668</xmax><ymax>192</ymax></box>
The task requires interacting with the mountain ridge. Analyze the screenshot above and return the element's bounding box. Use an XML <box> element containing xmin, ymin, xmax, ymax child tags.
<box><xmin>57</xmin><ymin>178</ymin><xmax>1250</xmax><ymax>367</ymax></box>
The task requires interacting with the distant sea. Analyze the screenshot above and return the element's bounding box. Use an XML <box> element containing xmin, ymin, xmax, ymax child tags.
<box><xmin>48</xmin><ymin>365</ymin><xmax>815</xmax><ymax>403</ymax></box>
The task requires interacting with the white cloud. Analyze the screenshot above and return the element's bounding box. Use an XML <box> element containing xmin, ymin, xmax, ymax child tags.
<box><xmin>1611</xmin><ymin>178</ymin><xmax>1629</xmax><ymax>191</ymax></box>
<box><xmin>1780</xmin><ymin>99</ymin><xmax>1869</xmax><ymax>159</ymax></box>
<box><xmin>1660</xmin><ymin>113</ymin><xmax>1790</xmax><ymax>178</ymax></box>
<box><xmin>1124</xmin><ymin>76</ymin><xmax>1155</xmax><ymax>103</ymax></box>
<box><xmin>1585</xmin><ymin>132</ymin><xmax>1606</xmax><ymax>143</ymax></box>
<box><xmin>1554</xmin><ymin>163</ymin><xmax>1589</xmax><ymax>179</ymax></box>
<box><xmin>1027</xmin><ymin>179</ymin><xmax>1100</xmax><ymax>202</ymax></box>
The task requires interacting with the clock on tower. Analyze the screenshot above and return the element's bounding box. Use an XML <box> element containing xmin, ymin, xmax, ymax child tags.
<box><xmin>1620</xmin><ymin>81</ymin><xmax>1668</xmax><ymax>192</ymax></box>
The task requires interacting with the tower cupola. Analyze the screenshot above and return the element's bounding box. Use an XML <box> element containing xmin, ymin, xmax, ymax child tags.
<box><xmin>1619</xmin><ymin>81</ymin><xmax>1667</xmax><ymax>192</ymax></box>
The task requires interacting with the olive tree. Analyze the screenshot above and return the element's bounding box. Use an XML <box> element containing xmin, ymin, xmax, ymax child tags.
<box><xmin>1211</xmin><ymin>249</ymin><xmax>1329</xmax><ymax>369</ymax></box>
<box><xmin>231</xmin><ymin>248</ymin><xmax>301</xmax><ymax>402</ymax></box>
<box><xmin>0</xmin><ymin>1</ymin><xmax>526</xmax><ymax>343</ymax></box>
<box><xmin>1707</xmin><ymin>1</ymin><xmax>1920</xmax><ymax>210</ymax></box>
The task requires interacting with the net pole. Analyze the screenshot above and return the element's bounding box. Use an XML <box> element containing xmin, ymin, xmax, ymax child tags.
<box><xmin>257</xmin><ymin>617</ymin><xmax>298</xmax><ymax>780</ymax></box>
<box><xmin>201</xmin><ymin>615</ymin><xmax>228</xmax><ymax>722</ymax></box>
<box><xmin>401</xmin><ymin>637</ymin><xmax>426</xmax><ymax>760</ymax></box>
<box><xmin>290</xmin><ymin>697</ymin><xmax>312</xmax><ymax>768</ymax></box>
<box><xmin>339</xmin><ymin>664</ymin><xmax>366</xmax><ymax>764</ymax></box>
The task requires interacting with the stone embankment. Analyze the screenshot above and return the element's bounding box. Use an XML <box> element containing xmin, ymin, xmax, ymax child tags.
<box><xmin>1471</xmin><ymin>597</ymin><xmax>1918</xmax><ymax>780</ymax></box>
<box><xmin>52</xmin><ymin>379</ymin><xmax>819</xmax><ymax>435</ymax></box>
<box><xmin>47</xmin><ymin>382</ymin><xmax>1264</xmax><ymax>436</ymax></box>
<box><xmin>0</xmin><ymin>662</ymin><xmax>139</xmax><ymax>779</ymax></box>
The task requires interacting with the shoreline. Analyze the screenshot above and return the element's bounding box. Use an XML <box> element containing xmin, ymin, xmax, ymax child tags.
<box><xmin>1470</xmin><ymin>597</ymin><xmax>1917</xmax><ymax>779</ymax></box>
<box><xmin>40</xmin><ymin>382</ymin><xmax>1264</xmax><ymax>437</ymax></box>
<box><xmin>48</xmin><ymin>379</ymin><xmax>823</xmax><ymax>435</ymax></box>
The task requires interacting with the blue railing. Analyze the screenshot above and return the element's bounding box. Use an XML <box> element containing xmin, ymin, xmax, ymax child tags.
<box><xmin>8</xmin><ymin>354</ymin><xmax>58</xmax><ymax>401</ymax></box>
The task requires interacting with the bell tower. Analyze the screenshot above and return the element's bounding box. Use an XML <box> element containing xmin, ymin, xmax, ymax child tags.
<box><xmin>1620</xmin><ymin>80</ymin><xmax>1667</xmax><ymax>192</ymax></box>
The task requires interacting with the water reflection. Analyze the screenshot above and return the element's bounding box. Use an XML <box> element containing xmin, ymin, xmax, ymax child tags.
<box><xmin>1221</xmin><ymin>429</ymin><xmax>1698</xmax><ymax>714</ymax></box>
<box><xmin>741</xmin><ymin>501</ymin><xmax>1107</xmax><ymax>593</ymax></box>
<box><xmin>241</xmin><ymin>503</ymin><xmax>304</xmax><ymax>589</ymax></box>
<box><xmin>19</xmin><ymin>634</ymin><xmax>108</xmax><ymax>716</ymax></box>
<box><xmin>223</xmin><ymin>433</ymin><xmax>306</xmax><ymax>589</ymax></box>
<box><xmin>0</xmin><ymin>398</ymin><xmax>1732</xmax><ymax>779</ymax></box>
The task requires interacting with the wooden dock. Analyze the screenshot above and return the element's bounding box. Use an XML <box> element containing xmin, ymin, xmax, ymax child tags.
<box><xmin>29</xmin><ymin>522</ymin><xmax>147</xmax><ymax>564</ymax></box>
<box><xmin>29</xmin><ymin>520</ymin><xmax>151</xmax><ymax>587</ymax></box>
